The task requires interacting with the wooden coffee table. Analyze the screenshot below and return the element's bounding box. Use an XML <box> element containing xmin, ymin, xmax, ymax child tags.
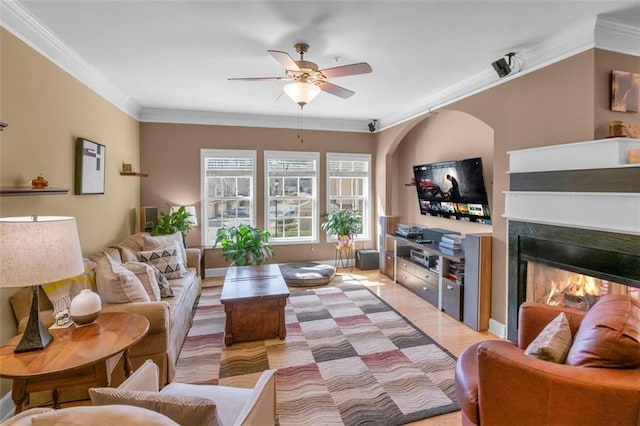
<box><xmin>0</xmin><ymin>312</ymin><xmax>149</xmax><ymax>413</ymax></box>
<box><xmin>221</xmin><ymin>264</ymin><xmax>290</xmax><ymax>346</ymax></box>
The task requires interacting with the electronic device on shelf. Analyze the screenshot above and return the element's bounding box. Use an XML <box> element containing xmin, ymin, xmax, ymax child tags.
<box><xmin>410</xmin><ymin>249</ymin><xmax>437</xmax><ymax>268</ymax></box>
<box><xmin>395</xmin><ymin>223</ymin><xmax>426</xmax><ymax>239</ymax></box>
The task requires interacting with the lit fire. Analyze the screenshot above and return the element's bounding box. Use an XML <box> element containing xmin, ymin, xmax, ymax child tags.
<box><xmin>545</xmin><ymin>273</ymin><xmax>601</xmax><ymax>306</ymax></box>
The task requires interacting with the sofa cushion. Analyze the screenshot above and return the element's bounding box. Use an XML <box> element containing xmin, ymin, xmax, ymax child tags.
<box><xmin>138</xmin><ymin>244</ymin><xmax>184</xmax><ymax>280</ymax></box>
<box><xmin>524</xmin><ymin>312</ymin><xmax>572</xmax><ymax>363</ymax></box>
<box><xmin>124</xmin><ymin>261</ymin><xmax>161</xmax><ymax>301</ymax></box>
<box><xmin>143</xmin><ymin>232</ymin><xmax>188</xmax><ymax>268</ymax></box>
<box><xmin>566</xmin><ymin>295</ymin><xmax>640</xmax><ymax>368</ymax></box>
<box><xmin>96</xmin><ymin>253</ymin><xmax>150</xmax><ymax>304</ymax></box>
<box><xmin>89</xmin><ymin>388</ymin><xmax>218</xmax><ymax>426</ymax></box>
<box><xmin>30</xmin><ymin>405</ymin><xmax>178</xmax><ymax>425</ymax></box>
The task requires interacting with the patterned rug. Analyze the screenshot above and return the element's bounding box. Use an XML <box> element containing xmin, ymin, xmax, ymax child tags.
<box><xmin>174</xmin><ymin>278</ymin><xmax>459</xmax><ymax>426</ymax></box>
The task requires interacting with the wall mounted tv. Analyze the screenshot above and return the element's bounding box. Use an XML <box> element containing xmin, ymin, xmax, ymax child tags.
<box><xmin>413</xmin><ymin>157</ymin><xmax>491</xmax><ymax>224</ymax></box>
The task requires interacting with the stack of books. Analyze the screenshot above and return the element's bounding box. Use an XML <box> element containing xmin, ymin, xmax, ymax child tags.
<box><xmin>439</xmin><ymin>234</ymin><xmax>464</xmax><ymax>253</ymax></box>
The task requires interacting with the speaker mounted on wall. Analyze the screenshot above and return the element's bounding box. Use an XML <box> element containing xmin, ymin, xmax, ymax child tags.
<box><xmin>141</xmin><ymin>206</ymin><xmax>158</xmax><ymax>232</ymax></box>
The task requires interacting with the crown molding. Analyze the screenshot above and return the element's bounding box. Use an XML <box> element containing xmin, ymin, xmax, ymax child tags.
<box><xmin>2</xmin><ymin>0</ymin><xmax>638</xmax><ymax>133</ymax></box>
<box><xmin>595</xmin><ymin>16</ymin><xmax>640</xmax><ymax>56</ymax></box>
<box><xmin>0</xmin><ymin>0</ymin><xmax>140</xmax><ymax>119</ymax></box>
<box><xmin>139</xmin><ymin>108</ymin><xmax>370</xmax><ymax>133</ymax></box>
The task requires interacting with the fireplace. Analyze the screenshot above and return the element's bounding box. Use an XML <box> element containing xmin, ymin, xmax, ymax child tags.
<box><xmin>526</xmin><ymin>261</ymin><xmax>638</xmax><ymax>311</ymax></box>
<box><xmin>507</xmin><ymin>220</ymin><xmax>640</xmax><ymax>342</ymax></box>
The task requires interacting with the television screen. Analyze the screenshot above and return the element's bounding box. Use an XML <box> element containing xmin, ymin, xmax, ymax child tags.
<box><xmin>413</xmin><ymin>157</ymin><xmax>491</xmax><ymax>224</ymax></box>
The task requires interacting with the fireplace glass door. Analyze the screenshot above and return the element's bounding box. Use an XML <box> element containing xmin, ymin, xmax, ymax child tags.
<box><xmin>526</xmin><ymin>261</ymin><xmax>638</xmax><ymax>311</ymax></box>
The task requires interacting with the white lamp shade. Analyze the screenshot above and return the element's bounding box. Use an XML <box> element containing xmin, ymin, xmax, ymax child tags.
<box><xmin>283</xmin><ymin>82</ymin><xmax>321</xmax><ymax>107</ymax></box>
<box><xmin>0</xmin><ymin>216</ymin><xmax>84</xmax><ymax>288</ymax></box>
<box><xmin>170</xmin><ymin>205</ymin><xmax>198</xmax><ymax>227</ymax></box>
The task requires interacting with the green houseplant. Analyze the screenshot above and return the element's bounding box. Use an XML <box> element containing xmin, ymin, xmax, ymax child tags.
<box><xmin>321</xmin><ymin>209</ymin><xmax>362</xmax><ymax>245</ymax></box>
<box><xmin>149</xmin><ymin>205</ymin><xmax>194</xmax><ymax>243</ymax></box>
<box><xmin>214</xmin><ymin>224</ymin><xmax>274</xmax><ymax>266</ymax></box>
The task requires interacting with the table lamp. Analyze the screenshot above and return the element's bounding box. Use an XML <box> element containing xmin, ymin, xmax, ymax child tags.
<box><xmin>0</xmin><ymin>216</ymin><xmax>84</xmax><ymax>353</ymax></box>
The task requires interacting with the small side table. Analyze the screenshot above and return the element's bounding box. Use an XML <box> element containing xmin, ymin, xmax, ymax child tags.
<box><xmin>0</xmin><ymin>312</ymin><xmax>149</xmax><ymax>413</ymax></box>
<box><xmin>335</xmin><ymin>244</ymin><xmax>354</xmax><ymax>271</ymax></box>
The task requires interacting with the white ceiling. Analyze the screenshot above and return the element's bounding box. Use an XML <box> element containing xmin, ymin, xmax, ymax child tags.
<box><xmin>3</xmin><ymin>1</ymin><xmax>640</xmax><ymax>132</ymax></box>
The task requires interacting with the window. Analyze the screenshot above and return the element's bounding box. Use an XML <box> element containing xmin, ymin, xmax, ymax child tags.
<box><xmin>265</xmin><ymin>151</ymin><xmax>319</xmax><ymax>244</ymax></box>
<box><xmin>201</xmin><ymin>149</ymin><xmax>256</xmax><ymax>246</ymax></box>
<box><xmin>326</xmin><ymin>153</ymin><xmax>372</xmax><ymax>241</ymax></box>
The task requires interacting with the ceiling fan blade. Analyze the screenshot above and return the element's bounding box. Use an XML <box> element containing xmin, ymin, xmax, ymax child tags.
<box><xmin>319</xmin><ymin>62</ymin><xmax>372</xmax><ymax>79</ymax></box>
<box><xmin>228</xmin><ymin>77</ymin><xmax>291</xmax><ymax>81</ymax></box>
<box><xmin>317</xmin><ymin>81</ymin><xmax>355</xmax><ymax>99</ymax></box>
<box><xmin>268</xmin><ymin>50</ymin><xmax>301</xmax><ymax>71</ymax></box>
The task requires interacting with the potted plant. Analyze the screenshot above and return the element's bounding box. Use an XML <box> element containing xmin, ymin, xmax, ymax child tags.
<box><xmin>149</xmin><ymin>205</ymin><xmax>195</xmax><ymax>243</ymax></box>
<box><xmin>214</xmin><ymin>224</ymin><xmax>274</xmax><ymax>266</ymax></box>
<box><xmin>321</xmin><ymin>209</ymin><xmax>362</xmax><ymax>245</ymax></box>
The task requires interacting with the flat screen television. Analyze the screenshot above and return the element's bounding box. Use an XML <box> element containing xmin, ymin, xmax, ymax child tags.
<box><xmin>412</xmin><ymin>157</ymin><xmax>491</xmax><ymax>224</ymax></box>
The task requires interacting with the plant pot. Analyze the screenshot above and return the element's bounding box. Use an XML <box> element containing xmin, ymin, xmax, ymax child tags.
<box><xmin>338</xmin><ymin>235</ymin><xmax>352</xmax><ymax>246</ymax></box>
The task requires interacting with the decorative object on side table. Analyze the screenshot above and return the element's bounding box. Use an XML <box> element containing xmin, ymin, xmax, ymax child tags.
<box><xmin>0</xmin><ymin>216</ymin><xmax>84</xmax><ymax>352</ymax></box>
<box><xmin>214</xmin><ymin>224</ymin><xmax>274</xmax><ymax>266</ymax></box>
<box><xmin>321</xmin><ymin>208</ymin><xmax>362</xmax><ymax>245</ymax></box>
<box><xmin>30</xmin><ymin>174</ymin><xmax>49</xmax><ymax>189</ymax></box>
<box><xmin>69</xmin><ymin>289</ymin><xmax>102</xmax><ymax>325</ymax></box>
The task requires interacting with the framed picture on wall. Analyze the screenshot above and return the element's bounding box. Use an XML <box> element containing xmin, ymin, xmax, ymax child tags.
<box><xmin>611</xmin><ymin>70</ymin><xmax>640</xmax><ymax>113</ymax></box>
<box><xmin>75</xmin><ymin>137</ymin><xmax>106</xmax><ymax>195</ymax></box>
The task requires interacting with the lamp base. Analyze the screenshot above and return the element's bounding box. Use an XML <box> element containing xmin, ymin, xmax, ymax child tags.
<box><xmin>14</xmin><ymin>286</ymin><xmax>53</xmax><ymax>353</ymax></box>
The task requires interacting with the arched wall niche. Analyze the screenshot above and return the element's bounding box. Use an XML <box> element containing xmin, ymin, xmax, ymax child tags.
<box><xmin>389</xmin><ymin>109</ymin><xmax>494</xmax><ymax>235</ymax></box>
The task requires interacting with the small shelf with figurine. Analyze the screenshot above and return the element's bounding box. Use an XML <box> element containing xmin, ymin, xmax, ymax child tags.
<box><xmin>120</xmin><ymin>163</ymin><xmax>148</xmax><ymax>177</ymax></box>
<box><xmin>0</xmin><ymin>174</ymin><xmax>69</xmax><ymax>196</ymax></box>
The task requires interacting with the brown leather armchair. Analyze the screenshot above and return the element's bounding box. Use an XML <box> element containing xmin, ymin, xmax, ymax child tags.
<box><xmin>455</xmin><ymin>301</ymin><xmax>640</xmax><ymax>426</ymax></box>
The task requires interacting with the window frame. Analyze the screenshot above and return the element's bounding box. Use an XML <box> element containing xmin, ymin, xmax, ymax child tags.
<box><xmin>264</xmin><ymin>150</ymin><xmax>320</xmax><ymax>245</ymax></box>
<box><xmin>326</xmin><ymin>152</ymin><xmax>372</xmax><ymax>243</ymax></box>
<box><xmin>200</xmin><ymin>149</ymin><xmax>257</xmax><ymax>247</ymax></box>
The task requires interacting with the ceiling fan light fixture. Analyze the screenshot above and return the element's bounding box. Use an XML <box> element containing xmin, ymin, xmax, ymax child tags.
<box><xmin>283</xmin><ymin>81</ymin><xmax>321</xmax><ymax>107</ymax></box>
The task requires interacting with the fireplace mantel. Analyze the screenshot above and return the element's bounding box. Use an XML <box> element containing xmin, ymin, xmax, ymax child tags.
<box><xmin>504</xmin><ymin>138</ymin><xmax>640</xmax><ymax>341</ymax></box>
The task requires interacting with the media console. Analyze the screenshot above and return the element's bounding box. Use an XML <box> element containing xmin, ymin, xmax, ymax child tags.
<box><xmin>384</xmin><ymin>232</ymin><xmax>492</xmax><ymax>331</ymax></box>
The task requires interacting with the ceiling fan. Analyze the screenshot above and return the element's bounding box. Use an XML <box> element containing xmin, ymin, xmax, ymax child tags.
<box><xmin>228</xmin><ymin>43</ymin><xmax>372</xmax><ymax>107</ymax></box>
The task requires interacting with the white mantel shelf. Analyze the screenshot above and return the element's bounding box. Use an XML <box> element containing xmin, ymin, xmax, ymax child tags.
<box><xmin>505</xmin><ymin>138</ymin><xmax>640</xmax><ymax>236</ymax></box>
<box><xmin>507</xmin><ymin>137</ymin><xmax>640</xmax><ymax>173</ymax></box>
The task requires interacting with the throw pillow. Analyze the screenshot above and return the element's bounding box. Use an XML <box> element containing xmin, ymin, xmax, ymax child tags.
<box><xmin>42</xmin><ymin>258</ymin><xmax>97</xmax><ymax>316</ymax></box>
<box><xmin>138</xmin><ymin>244</ymin><xmax>184</xmax><ymax>280</ymax></box>
<box><xmin>124</xmin><ymin>262</ymin><xmax>161</xmax><ymax>301</ymax></box>
<box><xmin>30</xmin><ymin>404</ymin><xmax>179</xmax><ymax>426</ymax></box>
<box><xmin>566</xmin><ymin>294</ymin><xmax>640</xmax><ymax>368</ymax></box>
<box><xmin>89</xmin><ymin>388</ymin><xmax>218</xmax><ymax>426</ymax></box>
<box><xmin>95</xmin><ymin>253</ymin><xmax>150</xmax><ymax>304</ymax></box>
<box><xmin>524</xmin><ymin>312</ymin><xmax>573</xmax><ymax>363</ymax></box>
<box><xmin>143</xmin><ymin>232</ymin><xmax>188</xmax><ymax>268</ymax></box>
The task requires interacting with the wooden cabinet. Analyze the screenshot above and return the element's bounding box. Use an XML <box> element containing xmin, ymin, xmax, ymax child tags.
<box><xmin>379</xmin><ymin>215</ymin><xmax>400</xmax><ymax>278</ymax></box>
<box><xmin>387</xmin><ymin>232</ymin><xmax>492</xmax><ymax>328</ymax></box>
<box><xmin>463</xmin><ymin>233</ymin><xmax>492</xmax><ymax>331</ymax></box>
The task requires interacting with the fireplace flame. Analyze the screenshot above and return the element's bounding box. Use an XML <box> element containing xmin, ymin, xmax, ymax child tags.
<box><xmin>546</xmin><ymin>273</ymin><xmax>600</xmax><ymax>306</ymax></box>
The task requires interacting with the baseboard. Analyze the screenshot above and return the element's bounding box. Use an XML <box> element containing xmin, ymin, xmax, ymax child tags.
<box><xmin>0</xmin><ymin>391</ymin><xmax>15</xmax><ymax>422</ymax></box>
<box><xmin>488</xmin><ymin>318</ymin><xmax>506</xmax><ymax>339</ymax></box>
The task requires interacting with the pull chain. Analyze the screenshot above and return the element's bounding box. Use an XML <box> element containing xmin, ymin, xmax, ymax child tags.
<box><xmin>297</xmin><ymin>106</ymin><xmax>304</xmax><ymax>143</ymax></box>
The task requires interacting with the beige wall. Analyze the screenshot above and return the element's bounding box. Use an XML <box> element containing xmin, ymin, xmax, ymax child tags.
<box><xmin>139</xmin><ymin>123</ymin><xmax>376</xmax><ymax>268</ymax></box>
<box><xmin>0</xmin><ymin>29</ymin><xmax>140</xmax><ymax>395</ymax></box>
<box><xmin>376</xmin><ymin>48</ymin><xmax>639</xmax><ymax>330</ymax></box>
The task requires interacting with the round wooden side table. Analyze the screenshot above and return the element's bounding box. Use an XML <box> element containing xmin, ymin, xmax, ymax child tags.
<box><xmin>0</xmin><ymin>312</ymin><xmax>149</xmax><ymax>413</ymax></box>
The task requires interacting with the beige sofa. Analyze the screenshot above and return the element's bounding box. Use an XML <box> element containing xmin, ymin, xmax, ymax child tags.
<box><xmin>9</xmin><ymin>232</ymin><xmax>202</xmax><ymax>388</ymax></box>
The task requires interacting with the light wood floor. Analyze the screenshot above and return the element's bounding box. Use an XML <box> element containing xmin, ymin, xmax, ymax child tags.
<box><xmin>206</xmin><ymin>267</ymin><xmax>499</xmax><ymax>426</ymax></box>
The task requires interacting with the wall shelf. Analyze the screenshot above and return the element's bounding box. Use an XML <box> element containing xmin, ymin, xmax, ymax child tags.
<box><xmin>120</xmin><ymin>172</ymin><xmax>149</xmax><ymax>177</ymax></box>
<box><xmin>0</xmin><ymin>187</ymin><xmax>69</xmax><ymax>196</ymax></box>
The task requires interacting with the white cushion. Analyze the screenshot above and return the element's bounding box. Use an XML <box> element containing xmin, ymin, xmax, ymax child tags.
<box><xmin>124</xmin><ymin>261</ymin><xmax>161</xmax><ymax>301</ymax></box>
<box><xmin>95</xmin><ymin>252</ymin><xmax>150</xmax><ymax>304</ymax></box>
<box><xmin>161</xmin><ymin>382</ymin><xmax>250</xmax><ymax>426</ymax></box>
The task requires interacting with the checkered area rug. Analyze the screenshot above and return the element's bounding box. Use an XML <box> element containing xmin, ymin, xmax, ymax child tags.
<box><xmin>174</xmin><ymin>280</ymin><xmax>459</xmax><ymax>426</ymax></box>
